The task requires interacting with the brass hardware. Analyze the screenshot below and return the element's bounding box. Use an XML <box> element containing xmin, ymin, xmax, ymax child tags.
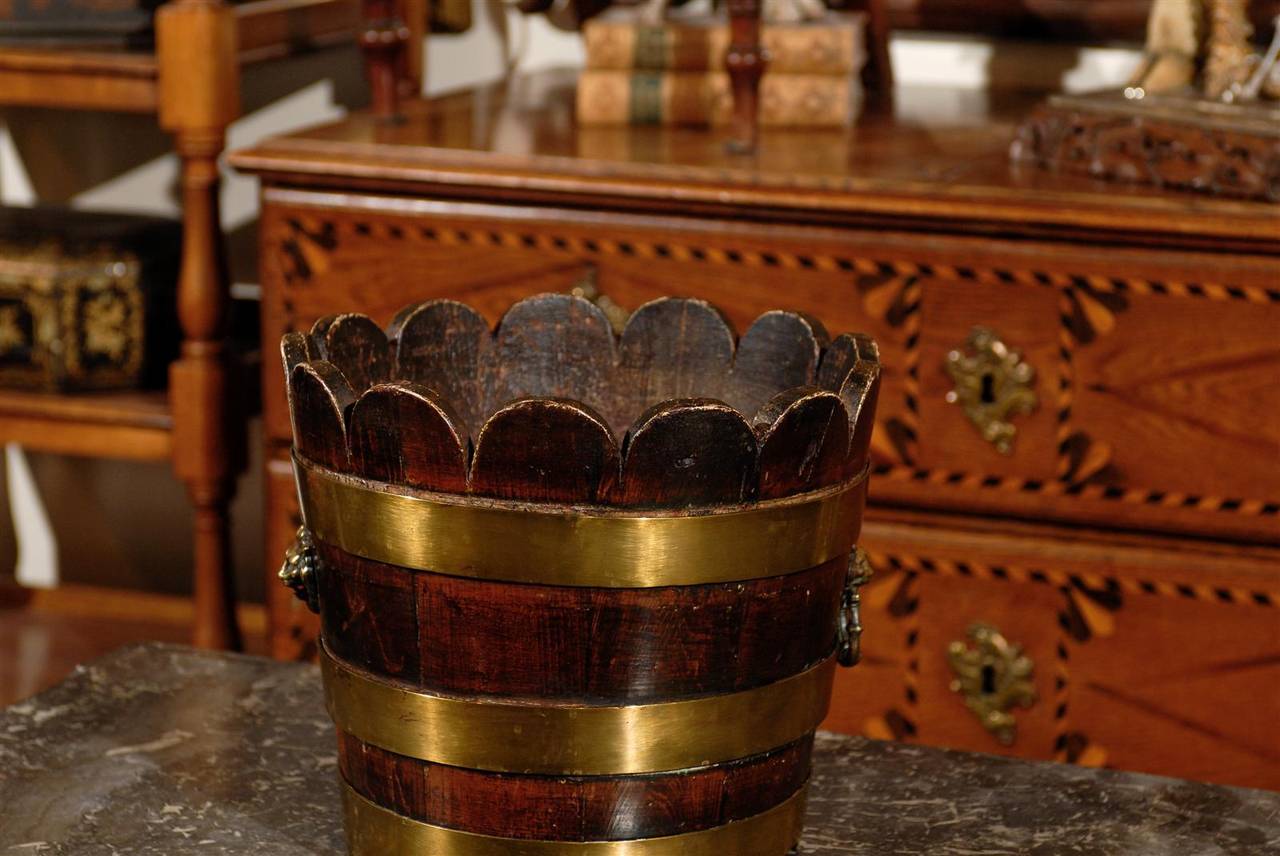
<box><xmin>944</xmin><ymin>327</ymin><xmax>1038</xmax><ymax>455</ymax></box>
<box><xmin>322</xmin><ymin>644</ymin><xmax>835</xmax><ymax>775</ymax></box>
<box><xmin>81</xmin><ymin>290</ymin><xmax>131</xmax><ymax>362</ymax></box>
<box><xmin>569</xmin><ymin>266</ymin><xmax>630</xmax><ymax>334</ymax></box>
<box><xmin>0</xmin><ymin>241</ymin><xmax>146</xmax><ymax>389</ymax></box>
<box><xmin>837</xmin><ymin>548</ymin><xmax>873</xmax><ymax>667</ymax></box>
<box><xmin>947</xmin><ymin>622</ymin><xmax>1037</xmax><ymax>746</ymax></box>
<box><xmin>295</xmin><ymin>454</ymin><xmax>867</xmax><ymax>589</ymax></box>
<box><xmin>342</xmin><ymin>780</ymin><xmax>808</xmax><ymax>856</ymax></box>
<box><xmin>278</xmin><ymin>526</ymin><xmax>321</xmax><ymax>613</ymax></box>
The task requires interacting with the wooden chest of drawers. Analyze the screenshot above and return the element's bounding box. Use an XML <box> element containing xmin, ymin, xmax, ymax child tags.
<box><xmin>232</xmin><ymin>72</ymin><xmax>1280</xmax><ymax>790</ymax></box>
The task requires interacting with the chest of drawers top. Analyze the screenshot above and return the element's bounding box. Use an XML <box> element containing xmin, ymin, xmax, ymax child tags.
<box><xmin>231</xmin><ymin>70</ymin><xmax>1277</xmax><ymax>253</ymax></box>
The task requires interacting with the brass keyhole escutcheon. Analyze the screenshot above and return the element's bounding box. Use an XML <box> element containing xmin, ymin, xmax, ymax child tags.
<box><xmin>944</xmin><ymin>327</ymin><xmax>1038</xmax><ymax>455</ymax></box>
<box><xmin>947</xmin><ymin>622</ymin><xmax>1037</xmax><ymax>746</ymax></box>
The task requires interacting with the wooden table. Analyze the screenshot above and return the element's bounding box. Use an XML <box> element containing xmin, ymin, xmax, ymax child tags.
<box><xmin>2</xmin><ymin>643</ymin><xmax>1277</xmax><ymax>854</ymax></box>
<box><xmin>231</xmin><ymin>71</ymin><xmax>1280</xmax><ymax>789</ymax></box>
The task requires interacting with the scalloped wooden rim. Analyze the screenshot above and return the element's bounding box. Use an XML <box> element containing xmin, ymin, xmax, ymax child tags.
<box><xmin>285</xmin><ymin>294</ymin><xmax>880</xmax><ymax>502</ymax></box>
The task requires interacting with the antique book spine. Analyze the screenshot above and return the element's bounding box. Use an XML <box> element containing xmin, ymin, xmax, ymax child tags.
<box><xmin>576</xmin><ymin>70</ymin><xmax>862</xmax><ymax>127</ymax></box>
<box><xmin>582</xmin><ymin>12</ymin><xmax>866</xmax><ymax>75</ymax></box>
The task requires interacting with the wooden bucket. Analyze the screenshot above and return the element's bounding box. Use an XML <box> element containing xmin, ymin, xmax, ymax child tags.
<box><xmin>280</xmin><ymin>294</ymin><xmax>881</xmax><ymax>855</ymax></box>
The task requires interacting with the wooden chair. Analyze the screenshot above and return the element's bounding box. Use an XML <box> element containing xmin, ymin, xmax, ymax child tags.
<box><xmin>0</xmin><ymin>0</ymin><xmax>423</xmax><ymax>648</ymax></box>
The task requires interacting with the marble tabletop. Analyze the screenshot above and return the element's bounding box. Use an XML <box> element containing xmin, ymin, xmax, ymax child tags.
<box><xmin>1</xmin><ymin>644</ymin><xmax>1276</xmax><ymax>855</ymax></box>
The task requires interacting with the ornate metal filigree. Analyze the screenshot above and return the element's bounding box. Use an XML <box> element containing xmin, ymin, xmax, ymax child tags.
<box><xmin>279</xmin><ymin>526</ymin><xmax>321</xmax><ymax>614</ymax></box>
<box><xmin>82</xmin><ymin>290</ymin><xmax>130</xmax><ymax>363</ymax></box>
<box><xmin>837</xmin><ymin>548</ymin><xmax>873</xmax><ymax>667</ymax></box>
<box><xmin>944</xmin><ymin>327</ymin><xmax>1038</xmax><ymax>455</ymax></box>
<box><xmin>947</xmin><ymin>622</ymin><xmax>1037</xmax><ymax>745</ymax></box>
<box><xmin>569</xmin><ymin>266</ymin><xmax>630</xmax><ymax>334</ymax></box>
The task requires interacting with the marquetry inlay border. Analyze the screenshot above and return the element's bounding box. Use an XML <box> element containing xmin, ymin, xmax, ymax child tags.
<box><xmin>278</xmin><ymin>217</ymin><xmax>1280</xmax><ymax>305</ymax></box>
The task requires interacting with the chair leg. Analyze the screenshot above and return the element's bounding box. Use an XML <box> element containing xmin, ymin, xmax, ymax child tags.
<box><xmin>167</xmin><ymin>137</ymin><xmax>243</xmax><ymax>652</ymax></box>
<box><xmin>168</xmin><ymin>140</ymin><xmax>243</xmax><ymax>651</ymax></box>
<box><xmin>192</xmin><ymin>492</ymin><xmax>240</xmax><ymax>650</ymax></box>
<box><xmin>156</xmin><ymin>0</ymin><xmax>244</xmax><ymax>650</ymax></box>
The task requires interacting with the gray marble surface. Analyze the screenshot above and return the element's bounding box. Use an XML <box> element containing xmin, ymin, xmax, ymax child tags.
<box><xmin>1</xmin><ymin>644</ymin><xmax>1277</xmax><ymax>855</ymax></box>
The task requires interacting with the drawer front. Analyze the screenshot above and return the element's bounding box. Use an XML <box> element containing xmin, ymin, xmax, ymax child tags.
<box><xmin>906</xmin><ymin>263</ymin><xmax>1280</xmax><ymax>542</ymax></box>
<box><xmin>830</xmin><ymin>518</ymin><xmax>1280</xmax><ymax>790</ymax></box>
<box><xmin>258</xmin><ymin>190</ymin><xmax>1279</xmax><ymax>541</ymax></box>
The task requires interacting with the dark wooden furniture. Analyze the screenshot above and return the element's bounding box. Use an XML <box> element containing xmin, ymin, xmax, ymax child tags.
<box><xmin>0</xmin><ymin>0</ymin><xmax>424</xmax><ymax>649</ymax></box>
<box><xmin>231</xmin><ymin>71</ymin><xmax>1280</xmax><ymax>790</ymax></box>
<box><xmin>6</xmin><ymin>643</ymin><xmax>1280</xmax><ymax>853</ymax></box>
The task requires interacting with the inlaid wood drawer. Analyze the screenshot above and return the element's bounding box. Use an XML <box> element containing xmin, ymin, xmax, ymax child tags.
<box><xmin>826</xmin><ymin>514</ymin><xmax>1280</xmax><ymax>790</ymax></box>
<box><xmin>260</xmin><ymin>193</ymin><xmax>1280</xmax><ymax>545</ymax></box>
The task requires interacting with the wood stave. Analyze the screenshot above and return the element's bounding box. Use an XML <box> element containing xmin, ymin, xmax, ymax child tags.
<box><xmin>336</xmin><ymin>730</ymin><xmax>815</xmax><ymax>843</ymax></box>
<box><xmin>316</xmin><ymin>542</ymin><xmax>848</xmax><ymax>702</ymax></box>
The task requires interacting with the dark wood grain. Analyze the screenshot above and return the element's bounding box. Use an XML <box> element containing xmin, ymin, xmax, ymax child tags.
<box><xmin>338</xmin><ymin>730</ymin><xmax>813</xmax><ymax>842</ymax></box>
<box><xmin>490</xmin><ymin>293</ymin><xmax>616</xmax><ymax>419</ymax></box>
<box><xmin>390</xmin><ymin>299</ymin><xmax>493</xmax><ymax>439</ymax></box>
<box><xmin>348</xmin><ymin>381</ymin><xmax>469</xmax><ymax>492</ymax></box>
<box><xmin>817</xmin><ymin>333</ymin><xmax>879</xmax><ymax>393</ymax></box>
<box><xmin>310</xmin><ymin>313</ymin><xmax>392</xmax><ymax>396</ymax></box>
<box><xmin>288</xmin><ymin>296</ymin><xmax>876</xmax><ymax>506</ymax></box>
<box><xmin>838</xmin><ymin>361</ymin><xmax>881</xmax><ymax>478</ymax></box>
<box><xmin>618</xmin><ymin>399</ymin><xmax>758</xmax><ymax>507</ymax></box>
<box><xmin>287</xmin><ymin>361</ymin><xmax>354</xmax><ymax>472</ymax></box>
<box><xmin>280</xmin><ymin>331</ymin><xmax>313</xmax><ymax>378</ymax></box>
<box><xmin>615</xmin><ymin>297</ymin><xmax>735</xmax><ymax>436</ymax></box>
<box><xmin>729</xmin><ymin>310</ymin><xmax>828</xmax><ymax>420</ymax></box>
<box><xmin>756</xmin><ymin>388</ymin><xmax>851</xmax><ymax>499</ymax></box>
<box><xmin>316</xmin><ymin>543</ymin><xmax>420</xmax><ymax>681</ymax></box>
<box><xmin>404</xmin><ymin>555</ymin><xmax>846</xmax><ymax>700</ymax></box>
<box><xmin>470</xmin><ymin>397</ymin><xmax>620</xmax><ymax>502</ymax></box>
<box><xmin>817</xmin><ymin>334</ymin><xmax>881</xmax><ymax>478</ymax></box>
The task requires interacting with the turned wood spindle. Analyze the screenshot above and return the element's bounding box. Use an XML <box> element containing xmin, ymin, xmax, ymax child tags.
<box><xmin>156</xmin><ymin>0</ymin><xmax>244</xmax><ymax>650</ymax></box>
<box><xmin>360</xmin><ymin>0</ymin><xmax>414</xmax><ymax>120</ymax></box>
<box><xmin>725</xmin><ymin>0</ymin><xmax>768</xmax><ymax>154</ymax></box>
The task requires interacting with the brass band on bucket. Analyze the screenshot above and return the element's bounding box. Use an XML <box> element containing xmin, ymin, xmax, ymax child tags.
<box><xmin>342</xmin><ymin>779</ymin><xmax>809</xmax><ymax>856</ymax></box>
<box><xmin>322</xmin><ymin>645</ymin><xmax>835</xmax><ymax>776</ymax></box>
<box><xmin>295</xmin><ymin>453</ymin><xmax>867</xmax><ymax>588</ymax></box>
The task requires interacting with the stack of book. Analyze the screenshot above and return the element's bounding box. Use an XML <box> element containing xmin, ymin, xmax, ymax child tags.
<box><xmin>576</xmin><ymin>10</ymin><xmax>867</xmax><ymax>128</ymax></box>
